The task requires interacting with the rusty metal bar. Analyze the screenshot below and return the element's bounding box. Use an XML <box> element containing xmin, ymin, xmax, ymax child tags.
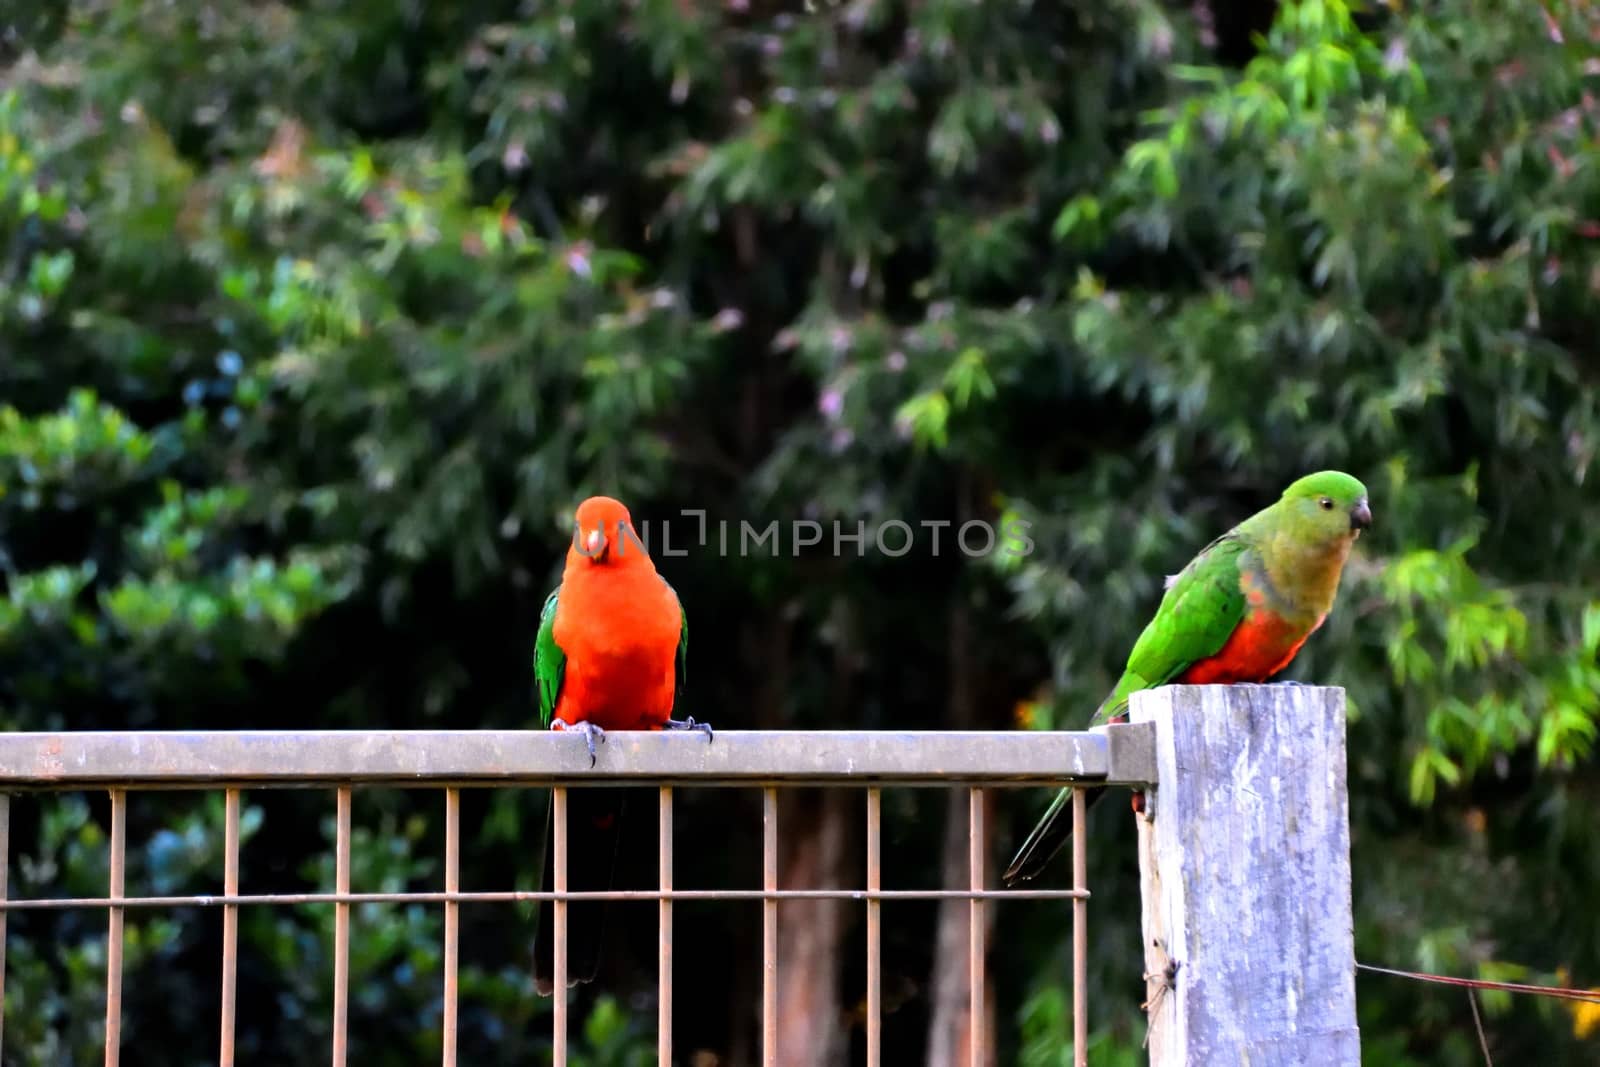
<box><xmin>0</xmin><ymin>728</ymin><xmax>1154</xmax><ymax>787</ymax></box>
<box><xmin>1072</xmin><ymin>787</ymin><xmax>1087</xmax><ymax>1067</ymax></box>
<box><xmin>332</xmin><ymin>786</ymin><xmax>351</xmax><ymax>1067</ymax></box>
<box><xmin>220</xmin><ymin>789</ymin><xmax>240</xmax><ymax>1067</ymax></box>
<box><xmin>658</xmin><ymin>786</ymin><xmax>673</xmax><ymax>1066</ymax></box>
<box><xmin>865</xmin><ymin>787</ymin><xmax>881</xmax><ymax>1067</ymax></box>
<box><xmin>969</xmin><ymin>787</ymin><xmax>984</xmax><ymax>1067</ymax></box>
<box><xmin>0</xmin><ymin>886</ymin><xmax>1087</xmax><ymax>910</ymax></box>
<box><xmin>0</xmin><ymin>793</ymin><xmax>9</xmax><ymax>1059</ymax></box>
<box><xmin>762</xmin><ymin>786</ymin><xmax>777</xmax><ymax>1067</ymax></box>
<box><xmin>552</xmin><ymin>786</ymin><xmax>567</xmax><ymax>1067</ymax></box>
<box><xmin>443</xmin><ymin>788</ymin><xmax>459</xmax><ymax>1067</ymax></box>
<box><xmin>105</xmin><ymin>788</ymin><xmax>125</xmax><ymax>1067</ymax></box>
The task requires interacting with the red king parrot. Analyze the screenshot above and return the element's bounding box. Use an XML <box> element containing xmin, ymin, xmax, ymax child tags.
<box><xmin>1002</xmin><ymin>470</ymin><xmax>1372</xmax><ymax>886</ymax></box>
<box><xmin>532</xmin><ymin>495</ymin><xmax>709</xmax><ymax>994</ymax></box>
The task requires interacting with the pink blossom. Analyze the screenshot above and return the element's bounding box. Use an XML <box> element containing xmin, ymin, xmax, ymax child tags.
<box><xmin>819</xmin><ymin>387</ymin><xmax>844</xmax><ymax>420</ymax></box>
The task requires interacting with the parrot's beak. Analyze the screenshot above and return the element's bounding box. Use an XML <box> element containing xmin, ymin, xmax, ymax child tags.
<box><xmin>582</xmin><ymin>526</ymin><xmax>609</xmax><ymax>561</ymax></box>
<box><xmin>1349</xmin><ymin>498</ymin><xmax>1372</xmax><ymax>533</ymax></box>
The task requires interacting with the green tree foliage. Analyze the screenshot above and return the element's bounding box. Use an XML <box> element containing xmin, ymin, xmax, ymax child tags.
<box><xmin>1</xmin><ymin>0</ymin><xmax>1597</xmax><ymax>1063</ymax></box>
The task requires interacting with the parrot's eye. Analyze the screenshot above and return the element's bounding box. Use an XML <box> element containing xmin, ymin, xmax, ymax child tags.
<box><xmin>1318</xmin><ymin>497</ymin><xmax>1334</xmax><ymax>510</ymax></box>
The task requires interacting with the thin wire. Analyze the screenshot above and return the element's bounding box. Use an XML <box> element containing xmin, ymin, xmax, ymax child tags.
<box><xmin>762</xmin><ymin>787</ymin><xmax>777</xmax><ymax>1067</ymax></box>
<box><xmin>658</xmin><ymin>785</ymin><xmax>673</xmax><ymax>1067</ymax></box>
<box><xmin>219</xmin><ymin>789</ymin><xmax>240</xmax><ymax>1067</ymax></box>
<box><xmin>332</xmin><ymin>787</ymin><xmax>351</xmax><ymax>1067</ymax></box>
<box><xmin>442</xmin><ymin>788</ymin><xmax>460</xmax><ymax>1067</ymax></box>
<box><xmin>865</xmin><ymin>788</ymin><xmax>881</xmax><ymax>1067</ymax></box>
<box><xmin>0</xmin><ymin>794</ymin><xmax>10</xmax><ymax>1060</ymax></box>
<box><xmin>0</xmin><ymin>887</ymin><xmax>1086</xmax><ymax>912</ymax></box>
<box><xmin>104</xmin><ymin>789</ymin><xmax>125</xmax><ymax>1067</ymax></box>
<box><xmin>1357</xmin><ymin>962</ymin><xmax>1600</xmax><ymax>1005</ymax></box>
<box><xmin>552</xmin><ymin>786</ymin><xmax>567</xmax><ymax>1067</ymax></box>
<box><xmin>967</xmin><ymin>787</ymin><xmax>984</xmax><ymax>1066</ymax></box>
<box><xmin>1070</xmin><ymin>787</ymin><xmax>1087</xmax><ymax>1067</ymax></box>
<box><xmin>1467</xmin><ymin>988</ymin><xmax>1492</xmax><ymax>1067</ymax></box>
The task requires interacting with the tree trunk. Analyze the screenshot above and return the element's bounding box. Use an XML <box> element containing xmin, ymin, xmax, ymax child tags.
<box><xmin>925</xmin><ymin>789</ymin><xmax>997</xmax><ymax>1067</ymax></box>
<box><xmin>774</xmin><ymin>787</ymin><xmax>852</xmax><ymax>1067</ymax></box>
<box><xmin>728</xmin><ymin>613</ymin><xmax>794</xmax><ymax>1067</ymax></box>
<box><xmin>773</xmin><ymin>594</ymin><xmax>859</xmax><ymax>1067</ymax></box>
<box><xmin>925</xmin><ymin>598</ymin><xmax>997</xmax><ymax>1067</ymax></box>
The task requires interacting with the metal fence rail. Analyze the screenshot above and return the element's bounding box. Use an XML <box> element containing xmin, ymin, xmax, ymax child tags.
<box><xmin>0</xmin><ymin>727</ymin><xmax>1157</xmax><ymax>1066</ymax></box>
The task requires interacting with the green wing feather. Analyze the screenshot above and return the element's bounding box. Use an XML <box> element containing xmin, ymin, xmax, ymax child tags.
<box><xmin>1090</xmin><ymin>533</ymin><xmax>1252</xmax><ymax>724</ymax></box>
<box><xmin>534</xmin><ymin>578</ymin><xmax>686</xmax><ymax>726</ymax></box>
<box><xmin>534</xmin><ymin>587</ymin><xmax>565</xmax><ymax>728</ymax></box>
<box><xmin>1008</xmin><ymin>531</ymin><xmax>1261</xmax><ymax>885</ymax></box>
<box><xmin>1007</xmin><ymin>533</ymin><xmax>1256</xmax><ymax>885</ymax></box>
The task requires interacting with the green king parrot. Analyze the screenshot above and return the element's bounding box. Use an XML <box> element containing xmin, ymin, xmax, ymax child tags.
<box><xmin>1002</xmin><ymin>470</ymin><xmax>1372</xmax><ymax>886</ymax></box>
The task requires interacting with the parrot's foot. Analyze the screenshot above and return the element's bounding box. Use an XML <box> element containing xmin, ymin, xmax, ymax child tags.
<box><xmin>666</xmin><ymin>716</ymin><xmax>714</xmax><ymax>743</ymax></box>
<box><xmin>1270</xmin><ymin>679</ymin><xmax>1308</xmax><ymax>687</ymax></box>
<box><xmin>552</xmin><ymin>719</ymin><xmax>606</xmax><ymax>767</ymax></box>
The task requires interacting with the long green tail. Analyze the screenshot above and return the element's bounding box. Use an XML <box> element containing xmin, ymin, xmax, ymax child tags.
<box><xmin>1003</xmin><ymin>691</ymin><xmax>1137</xmax><ymax>886</ymax></box>
<box><xmin>1001</xmin><ymin>784</ymin><xmax>1108</xmax><ymax>886</ymax></box>
<box><xmin>533</xmin><ymin>788</ymin><xmax>625</xmax><ymax>994</ymax></box>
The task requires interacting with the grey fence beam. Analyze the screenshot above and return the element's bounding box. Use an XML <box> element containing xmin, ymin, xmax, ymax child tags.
<box><xmin>0</xmin><ymin>728</ymin><xmax>1157</xmax><ymax>789</ymax></box>
<box><xmin>1132</xmin><ymin>684</ymin><xmax>1360</xmax><ymax>1066</ymax></box>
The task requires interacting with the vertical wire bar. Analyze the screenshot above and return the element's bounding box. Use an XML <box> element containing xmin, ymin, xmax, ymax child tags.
<box><xmin>105</xmin><ymin>789</ymin><xmax>126</xmax><ymax>1067</ymax></box>
<box><xmin>442</xmin><ymin>789</ymin><xmax>460</xmax><ymax>1067</ymax></box>
<box><xmin>0</xmin><ymin>793</ymin><xmax>10</xmax><ymax>1060</ymax></box>
<box><xmin>332</xmin><ymin>786</ymin><xmax>351</xmax><ymax>1067</ymax></box>
<box><xmin>761</xmin><ymin>787</ymin><xmax>777</xmax><ymax>1067</ymax></box>
<box><xmin>657</xmin><ymin>786</ymin><xmax>673</xmax><ymax>1066</ymax></box>
<box><xmin>1071</xmin><ymin>788</ymin><xmax>1088</xmax><ymax>1067</ymax></box>
<box><xmin>967</xmin><ymin>787</ymin><xmax>984</xmax><ymax>1067</ymax></box>
<box><xmin>865</xmin><ymin>788</ymin><xmax>882</xmax><ymax>1067</ymax></box>
<box><xmin>551</xmin><ymin>786</ymin><xmax>568</xmax><ymax>1067</ymax></box>
<box><xmin>220</xmin><ymin>789</ymin><xmax>240</xmax><ymax>1067</ymax></box>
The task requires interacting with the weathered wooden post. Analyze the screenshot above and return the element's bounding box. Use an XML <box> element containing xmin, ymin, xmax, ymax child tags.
<box><xmin>1131</xmin><ymin>684</ymin><xmax>1360</xmax><ymax>1065</ymax></box>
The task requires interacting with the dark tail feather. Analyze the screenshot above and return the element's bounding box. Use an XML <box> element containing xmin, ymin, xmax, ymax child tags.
<box><xmin>533</xmin><ymin>787</ymin><xmax>625</xmax><ymax>995</ymax></box>
<box><xmin>1001</xmin><ymin>784</ymin><xmax>1109</xmax><ymax>886</ymax></box>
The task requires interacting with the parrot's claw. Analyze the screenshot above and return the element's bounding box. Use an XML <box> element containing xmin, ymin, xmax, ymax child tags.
<box><xmin>552</xmin><ymin>719</ymin><xmax>606</xmax><ymax>767</ymax></box>
<box><xmin>1270</xmin><ymin>680</ymin><xmax>1308</xmax><ymax>687</ymax></box>
<box><xmin>666</xmin><ymin>716</ymin><xmax>714</xmax><ymax>743</ymax></box>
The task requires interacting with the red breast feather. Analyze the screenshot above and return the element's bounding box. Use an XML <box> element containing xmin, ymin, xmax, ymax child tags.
<box><xmin>551</xmin><ymin>559</ymin><xmax>681</xmax><ymax>731</ymax></box>
<box><xmin>1177</xmin><ymin>610</ymin><xmax>1318</xmax><ymax>684</ymax></box>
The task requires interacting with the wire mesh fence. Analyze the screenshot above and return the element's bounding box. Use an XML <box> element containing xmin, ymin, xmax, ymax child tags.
<box><xmin>0</xmin><ymin>728</ymin><xmax>1156</xmax><ymax>1065</ymax></box>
